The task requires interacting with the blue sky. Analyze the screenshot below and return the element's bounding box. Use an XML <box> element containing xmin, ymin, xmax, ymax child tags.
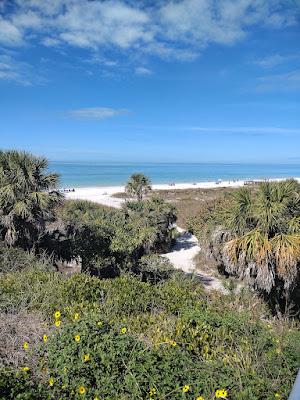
<box><xmin>1</xmin><ymin>0</ymin><xmax>300</xmax><ymax>163</ymax></box>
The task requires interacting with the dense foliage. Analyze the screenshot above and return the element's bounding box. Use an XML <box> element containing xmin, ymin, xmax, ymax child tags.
<box><xmin>0</xmin><ymin>265</ymin><xmax>299</xmax><ymax>399</ymax></box>
<box><xmin>187</xmin><ymin>180</ymin><xmax>300</xmax><ymax>311</ymax></box>
<box><xmin>0</xmin><ymin>150</ymin><xmax>62</xmax><ymax>249</ymax></box>
<box><xmin>43</xmin><ymin>197</ymin><xmax>177</xmax><ymax>277</ymax></box>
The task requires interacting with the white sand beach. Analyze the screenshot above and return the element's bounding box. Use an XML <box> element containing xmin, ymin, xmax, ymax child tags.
<box><xmin>64</xmin><ymin>177</ymin><xmax>300</xmax><ymax>208</ymax></box>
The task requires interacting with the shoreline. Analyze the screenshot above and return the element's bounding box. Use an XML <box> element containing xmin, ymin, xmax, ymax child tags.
<box><xmin>64</xmin><ymin>177</ymin><xmax>300</xmax><ymax>208</ymax></box>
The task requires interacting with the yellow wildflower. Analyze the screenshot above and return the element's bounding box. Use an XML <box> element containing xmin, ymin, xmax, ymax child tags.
<box><xmin>49</xmin><ymin>377</ymin><xmax>54</xmax><ymax>387</ymax></box>
<box><xmin>274</xmin><ymin>394</ymin><xmax>281</xmax><ymax>399</ymax></box>
<box><xmin>120</xmin><ymin>327</ymin><xmax>127</xmax><ymax>334</ymax></box>
<box><xmin>83</xmin><ymin>354</ymin><xmax>90</xmax><ymax>362</ymax></box>
<box><xmin>75</xmin><ymin>335</ymin><xmax>81</xmax><ymax>342</ymax></box>
<box><xmin>22</xmin><ymin>367</ymin><xmax>30</xmax><ymax>372</ymax></box>
<box><xmin>54</xmin><ymin>311</ymin><xmax>61</xmax><ymax>319</ymax></box>
<box><xmin>78</xmin><ymin>386</ymin><xmax>86</xmax><ymax>395</ymax></box>
<box><xmin>196</xmin><ymin>397</ymin><xmax>205</xmax><ymax>400</ymax></box>
<box><xmin>183</xmin><ymin>385</ymin><xmax>190</xmax><ymax>393</ymax></box>
<box><xmin>94</xmin><ymin>397</ymin><xmax>100</xmax><ymax>400</ymax></box>
<box><xmin>97</xmin><ymin>321</ymin><xmax>103</xmax><ymax>327</ymax></box>
<box><xmin>215</xmin><ymin>389</ymin><xmax>228</xmax><ymax>398</ymax></box>
<box><xmin>169</xmin><ymin>340</ymin><xmax>177</xmax><ymax>347</ymax></box>
<box><xmin>23</xmin><ymin>341</ymin><xmax>29</xmax><ymax>350</ymax></box>
<box><xmin>149</xmin><ymin>387</ymin><xmax>157</xmax><ymax>397</ymax></box>
<box><xmin>74</xmin><ymin>313</ymin><xmax>80</xmax><ymax>321</ymax></box>
<box><xmin>43</xmin><ymin>334</ymin><xmax>48</xmax><ymax>343</ymax></box>
<box><xmin>62</xmin><ymin>385</ymin><xmax>66</xmax><ymax>389</ymax></box>
<box><xmin>55</xmin><ymin>320</ymin><xmax>61</xmax><ymax>327</ymax></box>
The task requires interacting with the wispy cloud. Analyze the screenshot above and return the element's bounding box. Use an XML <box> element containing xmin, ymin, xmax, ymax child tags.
<box><xmin>253</xmin><ymin>53</ymin><xmax>300</xmax><ymax>69</ymax></box>
<box><xmin>67</xmin><ymin>107</ymin><xmax>129</xmax><ymax>120</ymax></box>
<box><xmin>253</xmin><ymin>54</ymin><xmax>286</xmax><ymax>68</ymax></box>
<box><xmin>185</xmin><ymin>126</ymin><xmax>300</xmax><ymax>135</ymax></box>
<box><xmin>255</xmin><ymin>69</ymin><xmax>300</xmax><ymax>92</ymax></box>
<box><xmin>135</xmin><ymin>66</ymin><xmax>152</xmax><ymax>75</ymax></box>
<box><xmin>0</xmin><ymin>54</ymin><xmax>33</xmax><ymax>85</ymax></box>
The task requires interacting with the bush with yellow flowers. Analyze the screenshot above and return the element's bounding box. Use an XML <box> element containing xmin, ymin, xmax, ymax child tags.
<box><xmin>0</xmin><ymin>268</ymin><xmax>299</xmax><ymax>399</ymax></box>
<box><xmin>37</xmin><ymin>311</ymin><xmax>232</xmax><ymax>399</ymax></box>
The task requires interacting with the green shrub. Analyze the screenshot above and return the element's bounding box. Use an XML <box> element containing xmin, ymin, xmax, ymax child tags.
<box><xmin>134</xmin><ymin>254</ymin><xmax>176</xmax><ymax>283</ymax></box>
<box><xmin>0</xmin><ymin>368</ymin><xmax>45</xmax><ymax>400</ymax></box>
<box><xmin>0</xmin><ymin>243</ymin><xmax>53</xmax><ymax>274</ymax></box>
<box><xmin>0</xmin><ymin>270</ymin><xmax>103</xmax><ymax>316</ymax></box>
<box><xmin>1</xmin><ymin>270</ymin><xmax>299</xmax><ymax>399</ymax></box>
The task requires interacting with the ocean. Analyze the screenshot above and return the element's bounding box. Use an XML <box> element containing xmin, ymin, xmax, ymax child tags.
<box><xmin>48</xmin><ymin>161</ymin><xmax>300</xmax><ymax>188</ymax></box>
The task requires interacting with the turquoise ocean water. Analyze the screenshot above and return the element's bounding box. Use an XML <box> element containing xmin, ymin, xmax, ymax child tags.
<box><xmin>49</xmin><ymin>162</ymin><xmax>300</xmax><ymax>188</ymax></box>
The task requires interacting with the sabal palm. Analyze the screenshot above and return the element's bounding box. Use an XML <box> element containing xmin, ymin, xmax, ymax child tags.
<box><xmin>125</xmin><ymin>173</ymin><xmax>152</xmax><ymax>201</ymax></box>
<box><xmin>221</xmin><ymin>180</ymin><xmax>300</xmax><ymax>293</ymax></box>
<box><xmin>0</xmin><ymin>150</ymin><xmax>62</xmax><ymax>248</ymax></box>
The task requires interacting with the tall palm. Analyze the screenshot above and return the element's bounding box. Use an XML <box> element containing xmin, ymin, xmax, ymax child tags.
<box><xmin>125</xmin><ymin>173</ymin><xmax>152</xmax><ymax>201</ymax></box>
<box><xmin>0</xmin><ymin>150</ymin><xmax>63</xmax><ymax>249</ymax></box>
<box><xmin>220</xmin><ymin>180</ymin><xmax>300</xmax><ymax>295</ymax></box>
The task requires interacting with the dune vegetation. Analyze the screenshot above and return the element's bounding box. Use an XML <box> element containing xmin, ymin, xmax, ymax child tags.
<box><xmin>0</xmin><ymin>150</ymin><xmax>299</xmax><ymax>400</ymax></box>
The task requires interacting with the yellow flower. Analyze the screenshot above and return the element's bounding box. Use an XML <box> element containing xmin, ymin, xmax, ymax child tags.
<box><xmin>49</xmin><ymin>377</ymin><xmax>54</xmax><ymax>387</ymax></box>
<box><xmin>120</xmin><ymin>327</ymin><xmax>127</xmax><ymax>334</ymax></box>
<box><xmin>54</xmin><ymin>311</ymin><xmax>61</xmax><ymax>319</ymax></box>
<box><xmin>43</xmin><ymin>334</ymin><xmax>48</xmax><ymax>343</ymax></box>
<box><xmin>196</xmin><ymin>397</ymin><xmax>205</xmax><ymax>400</ymax></box>
<box><xmin>97</xmin><ymin>321</ymin><xmax>103</xmax><ymax>327</ymax></box>
<box><xmin>94</xmin><ymin>397</ymin><xmax>100</xmax><ymax>400</ymax></box>
<box><xmin>74</xmin><ymin>313</ymin><xmax>80</xmax><ymax>321</ymax></box>
<box><xmin>83</xmin><ymin>354</ymin><xmax>90</xmax><ymax>362</ymax></box>
<box><xmin>183</xmin><ymin>385</ymin><xmax>190</xmax><ymax>393</ymax></box>
<box><xmin>274</xmin><ymin>394</ymin><xmax>281</xmax><ymax>399</ymax></box>
<box><xmin>149</xmin><ymin>387</ymin><xmax>157</xmax><ymax>397</ymax></box>
<box><xmin>215</xmin><ymin>389</ymin><xmax>228</xmax><ymax>398</ymax></box>
<box><xmin>78</xmin><ymin>386</ymin><xmax>86</xmax><ymax>395</ymax></box>
<box><xmin>75</xmin><ymin>335</ymin><xmax>81</xmax><ymax>342</ymax></box>
<box><xmin>55</xmin><ymin>320</ymin><xmax>61</xmax><ymax>327</ymax></box>
<box><xmin>23</xmin><ymin>341</ymin><xmax>29</xmax><ymax>350</ymax></box>
<box><xmin>22</xmin><ymin>367</ymin><xmax>30</xmax><ymax>372</ymax></box>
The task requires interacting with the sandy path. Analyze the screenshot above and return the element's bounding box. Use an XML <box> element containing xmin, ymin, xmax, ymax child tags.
<box><xmin>162</xmin><ymin>228</ymin><xmax>226</xmax><ymax>292</ymax></box>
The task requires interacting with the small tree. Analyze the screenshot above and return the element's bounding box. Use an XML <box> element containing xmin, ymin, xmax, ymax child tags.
<box><xmin>0</xmin><ymin>150</ymin><xmax>62</xmax><ymax>249</ymax></box>
<box><xmin>125</xmin><ymin>173</ymin><xmax>152</xmax><ymax>201</ymax></box>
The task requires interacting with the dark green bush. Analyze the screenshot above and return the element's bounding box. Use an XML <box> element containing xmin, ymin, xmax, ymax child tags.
<box><xmin>135</xmin><ymin>254</ymin><xmax>176</xmax><ymax>283</ymax></box>
<box><xmin>0</xmin><ymin>368</ymin><xmax>45</xmax><ymax>400</ymax></box>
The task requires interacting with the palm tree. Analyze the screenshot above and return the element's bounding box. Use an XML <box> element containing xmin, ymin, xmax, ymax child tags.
<box><xmin>0</xmin><ymin>150</ymin><xmax>63</xmax><ymax>249</ymax></box>
<box><xmin>219</xmin><ymin>180</ymin><xmax>300</xmax><ymax>297</ymax></box>
<box><xmin>125</xmin><ymin>173</ymin><xmax>152</xmax><ymax>201</ymax></box>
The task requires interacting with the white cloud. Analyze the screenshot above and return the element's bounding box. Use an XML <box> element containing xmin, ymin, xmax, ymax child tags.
<box><xmin>0</xmin><ymin>17</ymin><xmax>23</xmax><ymax>46</ymax></box>
<box><xmin>135</xmin><ymin>66</ymin><xmax>152</xmax><ymax>75</ymax></box>
<box><xmin>253</xmin><ymin>53</ymin><xmax>300</xmax><ymax>68</ymax></box>
<box><xmin>67</xmin><ymin>107</ymin><xmax>129</xmax><ymax>120</ymax></box>
<box><xmin>253</xmin><ymin>54</ymin><xmax>286</xmax><ymax>68</ymax></box>
<box><xmin>0</xmin><ymin>0</ymin><xmax>298</xmax><ymax>59</ymax></box>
